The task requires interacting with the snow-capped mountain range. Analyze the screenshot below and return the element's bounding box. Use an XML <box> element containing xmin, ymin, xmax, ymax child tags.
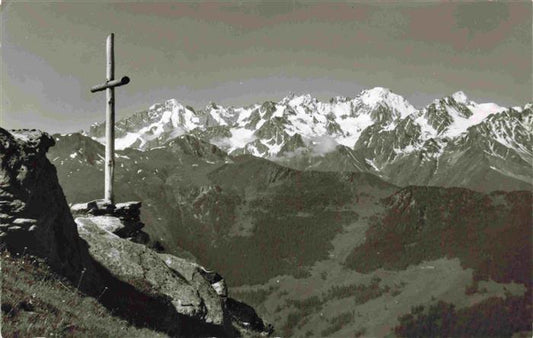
<box><xmin>89</xmin><ymin>87</ymin><xmax>414</xmax><ymax>153</ymax></box>
<box><xmin>86</xmin><ymin>87</ymin><xmax>532</xmax><ymax>191</ymax></box>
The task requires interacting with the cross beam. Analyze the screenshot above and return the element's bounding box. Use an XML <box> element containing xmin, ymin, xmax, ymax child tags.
<box><xmin>90</xmin><ymin>76</ymin><xmax>130</xmax><ymax>93</ymax></box>
<box><xmin>90</xmin><ymin>33</ymin><xmax>130</xmax><ymax>204</ymax></box>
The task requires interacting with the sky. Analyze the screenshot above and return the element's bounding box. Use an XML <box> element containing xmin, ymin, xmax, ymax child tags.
<box><xmin>1</xmin><ymin>1</ymin><xmax>531</xmax><ymax>133</ymax></box>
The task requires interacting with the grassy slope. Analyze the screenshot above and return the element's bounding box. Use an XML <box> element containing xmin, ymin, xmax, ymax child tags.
<box><xmin>1</xmin><ymin>249</ymin><xmax>163</xmax><ymax>338</ymax></box>
<box><xmin>231</xmin><ymin>250</ymin><xmax>526</xmax><ymax>337</ymax></box>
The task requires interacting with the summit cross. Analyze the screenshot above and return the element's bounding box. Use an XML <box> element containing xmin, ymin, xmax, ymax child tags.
<box><xmin>90</xmin><ymin>33</ymin><xmax>130</xmax><ymax>204</ymax></box>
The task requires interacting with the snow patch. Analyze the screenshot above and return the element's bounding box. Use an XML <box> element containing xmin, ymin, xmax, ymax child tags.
<box><xmin>118</xmin><ymin>133</ymin><xmax>142</xmax><ymax>150</ymax></box>
<box><xmin>414</xmin><ymin>115</ymin><xmax>438</xmax><ymax>139</ymax></box>
<box><xmin>445</xmin><ymin>102</ymin><xmax>506</xmax><ymax>137</ymax></box>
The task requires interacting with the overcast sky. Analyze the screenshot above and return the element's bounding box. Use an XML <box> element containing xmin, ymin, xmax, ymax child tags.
<box><xmin>1</xmin><ymin>1</ymin><xmax>531</xmax><ymax>133</ymax></box>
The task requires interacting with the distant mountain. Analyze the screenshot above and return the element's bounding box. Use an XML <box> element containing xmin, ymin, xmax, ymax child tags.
<box><xmin>352</xmin><ymin>100</ymin><xmax>532</xmax><ymax>192</ymax></box>
<box><xmin>86</xmin><ymin>88</ymin><xmax>532</xmax><ymax>192</ymax></box>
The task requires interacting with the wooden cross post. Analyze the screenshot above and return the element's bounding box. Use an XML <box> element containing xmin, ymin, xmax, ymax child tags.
<box><xmin>90</xmin><ymin>33</ymin><xmax>130</xmax><ymax>204</ymax></box>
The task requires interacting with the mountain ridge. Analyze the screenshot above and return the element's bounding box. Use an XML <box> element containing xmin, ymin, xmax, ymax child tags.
<box><xmin>84</xmin><ymin>87</ymin><xmax>531</xmax><ymax>192</ymax></box>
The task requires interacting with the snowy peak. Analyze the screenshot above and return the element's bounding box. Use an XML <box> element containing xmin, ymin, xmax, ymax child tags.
<box><xmin>89</xmin><ymin>99</ymin><xmax>203</xmax><ymax>150</ymax></box>
<box><xmin>419</xmin><ymin>92</ymin><xmax>507</xmax><ymax>138</ymax></box>
<box><xmin>359</xmin><ymin>87</ymin><xmax>392</xmax><ymax>106</ymax></box>
<box><xmin>280</xmin><ymin>93</ymin><xmax>316</xmax><ymax>107</ymax></box>
<box><xmin>203</xmin><ymin>102</ymin><xmax>238</xmax><ymax>127</ymax></box>
<box><xmin>465</xmin><ymin>106</ymin><xmax>533</xmax><ymax>164</ymax></box>
<box><xmin>450</xmin><ymin>91</ymin><xmax>469</xmax><ymax>104</ymax></box>
<box><xmin>329</xmin><ymin>96</ymin><xmax>350</xmax><ymax>104</ymax></box>
<box><xmin>150</xmin><ymin>99</ymin><xmax>199</xmax><ymax>130</ymax></box>
<box><xmin>467</xmin><ymin>102</ymin><xmax>506</xmax><ymax>124</ymax></box>
<box><xmin>79</xmin><ymin>89</ymin><xmax>532</xmax><ymax>192</ymax></box>
<box><xmin>356</xmin><ymin>87</ymin><xmax>417</xmax><ymax>120</ymax></box>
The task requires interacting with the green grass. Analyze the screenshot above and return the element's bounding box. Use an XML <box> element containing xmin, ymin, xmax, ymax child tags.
<box><xmin>1</xmin><ymin>249</ymin><xmax>163</xmax><ymax>338</ymax></box>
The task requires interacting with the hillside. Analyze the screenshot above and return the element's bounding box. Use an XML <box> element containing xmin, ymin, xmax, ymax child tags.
<box><xmin>345</xmin><ymin>186</ymin><xmax>532</xmax><ymax>286</ymax></box>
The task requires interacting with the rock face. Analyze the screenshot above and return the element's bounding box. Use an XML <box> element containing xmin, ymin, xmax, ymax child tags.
<box><xmin>0</xmin><ymin>128</ymin><xmax>88</xmax><ymax>281</ymax></box>
<box><xmin>0</xmin><ymin>128</ymin><xmax>272</xmax><ymax>337</ymax></box>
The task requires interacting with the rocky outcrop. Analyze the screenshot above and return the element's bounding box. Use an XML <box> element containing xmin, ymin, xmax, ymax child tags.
<box><xmin>76</xmin><ymin>215</ymin><xmax>272</xmax><ymax>336</ymax></box>
<box><xmin>0</xmin><ymin>128</ymin><xmax>89</xmax><ymax>281</ymax></box>
<box><xmin>76</xmin><ymin>216</ymin><xmax>225</xmax><ymax>325</ymax></box>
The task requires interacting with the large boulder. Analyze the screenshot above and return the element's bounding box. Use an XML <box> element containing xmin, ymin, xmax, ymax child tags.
<box><xmin>75</xmin><ymin>216</ymin><xmax>225</xmax><ymax>325</ymax></box>
<box><xmin>77</xmin><ymin>215</ymin><xmax>273</xmax><ymax>336</ymax></box>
